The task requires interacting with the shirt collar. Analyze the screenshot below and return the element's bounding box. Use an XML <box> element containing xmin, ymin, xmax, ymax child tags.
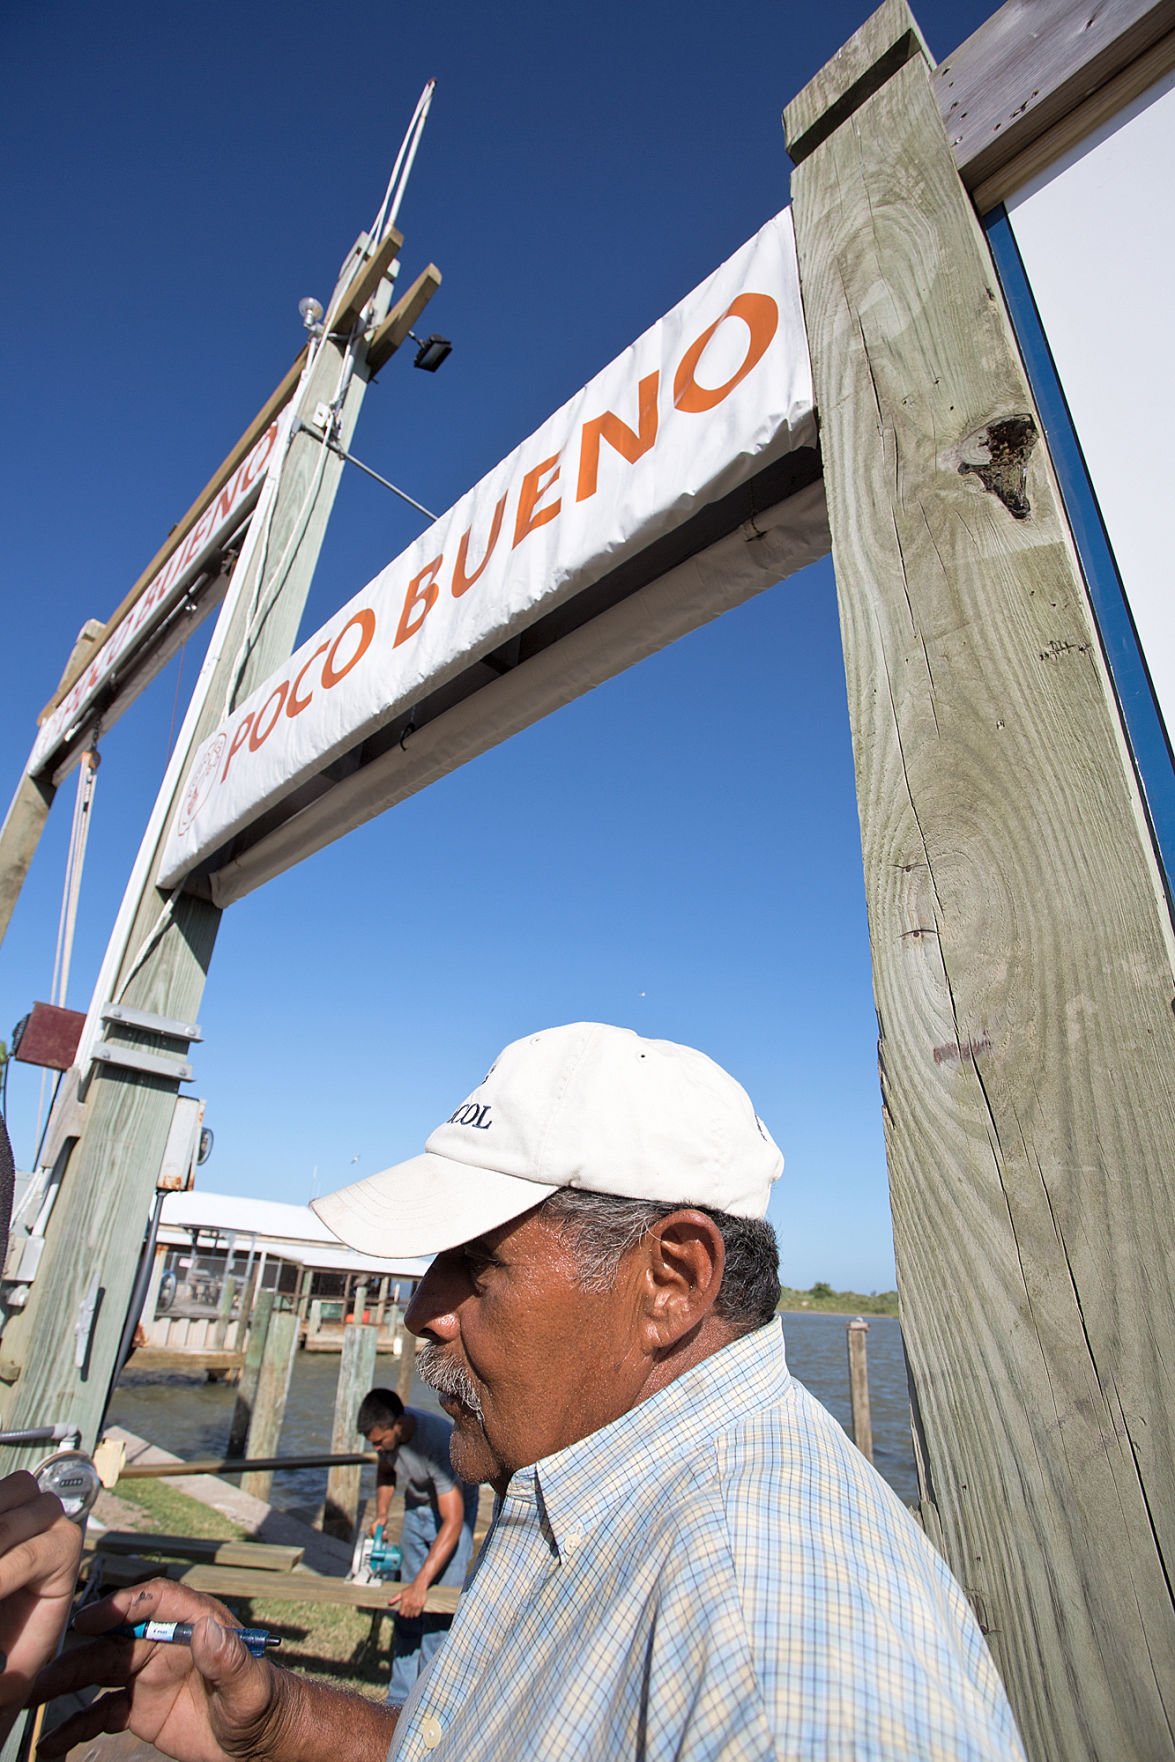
<box><xmin>503</xmin><ymin>1318</ymin><xmax>791</xmax><ymax>1558</ymax></box>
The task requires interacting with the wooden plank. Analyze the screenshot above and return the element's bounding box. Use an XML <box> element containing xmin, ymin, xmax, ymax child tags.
<box><xmin>125</xmin><ymin>1348</ymin><xmax>243</xmax><ymax>1376</ymax></box>
<box><xmin>40</xmin><ymin>354</ymin><xmax>307</xmax><ymax>722</ymax></box>
<box><xmin>786</xmin><ymin>8</ymin><xmax>1175</xmax><ymax>1760</ymax></box>
<box><xmin>936</xmin><ymin>0</ymin><xmax>1175</xmax><ymax>193</ymax></box>
<box><xmin>120</xmin><ymin>1451</ymin><xmax>377</xmax><ymax>1479</ymax></box>
<box><xmin>0</xmin><ymin>619</ymin><xmax>102</xmax><ymax>947</ymax></box>
<box><xmin>331</xmin><ymin>228</ymin><xmax>404</xmax><ymax>330</ymax></box>
<box><xmin>241</xmin><ymin>1311</ymin><xmax>299</xmax><ymax>1502</ymax></box>
<box><xmin>366</xmin><ymin>264</ymin><xmax>443</xmax><ymax>375</ymax></box>
<box><xmin>89</xmin><ymin>1553</ymin><xmax>459</xmax><ymax>1614</ymax></box>
<box><xmin>970</xmin><ymin>23</ymin><xmax>1175</xmax><ymax>211</ymax></box>
<box><xmin>323</xmin><ymin>1322</ymin><xmax>378</xmax><ymax>1539</ymax></box>
<box><xmin>93</xmin><ymin>1533</ymin><xmax>304</xmax><ymax>1571</ymax></box>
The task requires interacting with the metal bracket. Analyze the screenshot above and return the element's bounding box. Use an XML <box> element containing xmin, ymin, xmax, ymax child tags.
<box><xmin>91</xmin><ymin>1044</ymin><xmax>194</xmax><ymax>1082</ymax></box>
<box><xmin>101</xmin><ymin>1003</ymin><xmax>202</xmax><ymax>1042</ymax></box>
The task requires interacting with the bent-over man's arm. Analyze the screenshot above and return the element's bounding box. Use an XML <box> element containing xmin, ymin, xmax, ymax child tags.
<box><xmin>391</xmin><ymin>1487</ymin><xmax>466</xmax><ymax>1622</ymax></box>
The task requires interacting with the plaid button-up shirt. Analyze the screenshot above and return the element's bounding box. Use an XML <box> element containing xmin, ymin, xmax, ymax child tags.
<box><xmin>389</xmin><ymin>1319</ymin><xmax>1025</xmax><ymax>1761</ymax></box>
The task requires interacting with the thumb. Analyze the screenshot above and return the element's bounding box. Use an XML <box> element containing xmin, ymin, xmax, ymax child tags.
<box><xmin>188</xmin><ymin>1618</ymin><xmax>269</xmax><ymax>1716</ymax></box>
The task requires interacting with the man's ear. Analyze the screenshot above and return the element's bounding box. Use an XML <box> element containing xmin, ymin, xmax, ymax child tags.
<box><xmin>636</xmin><ymin>1210</ymin><xmax>725</xmax><ymax>1351</ymax></box>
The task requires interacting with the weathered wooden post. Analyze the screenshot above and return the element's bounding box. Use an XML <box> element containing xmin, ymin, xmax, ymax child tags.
<box><xmin>227</xmin><ymin>1287</ymin><xmax>274</xmax><ymax>1461</ymax></box>
<box><xmin>241</xmin><ymin>1308</ymin><xmax>300</xmax><ymax>1502</ymax></box>
<box><xmin>846</xmin><ymin>1318</ymin><xmax>873</xmax><ymax>1462</ymax></box>
<box><xmin>323</xmin><ymin>1320</ymin><xmax>379</xmax><ymax>1538</ymax></box>
<box><xmin>212</xmin><ymin>1274</ymin><xmax>237</xmax><ymax>1353</ymax></box>
<box><xmin>233</xmin><ymin>1268</ymin><xmax>259</xmax><ymax>1356</ymax></box>
<box><xmin>784</xmin><ymin>5</ymin><xmax>1175</xmax><ymax>1757</ymax></box>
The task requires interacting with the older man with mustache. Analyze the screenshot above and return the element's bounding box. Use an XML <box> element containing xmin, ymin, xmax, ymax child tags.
<box><xmin>35</xmin><ymin>1023</ymin><xmax>1025</xmax><ymax>1762</ymax></box>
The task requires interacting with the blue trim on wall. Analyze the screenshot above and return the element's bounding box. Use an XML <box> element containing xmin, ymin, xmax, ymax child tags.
<box><xmin>984</xmin><ymin>204</ymin><xmax>1175</xmax><ymax>910</ymax></box>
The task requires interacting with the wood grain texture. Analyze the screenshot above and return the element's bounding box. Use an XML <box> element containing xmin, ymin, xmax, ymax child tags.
<box><xmin>241</xmin><ymin>1311</ymin><xmax>300</xmax><ymax>1503</ymax></box>
<box><xmin>323</xmin><ymin>1322</ymin><xmax>378</xmax><ymax>1538</ymax></box>
<box><xmin>786</xmin><ymin>0</ymin><xmax>930</xmax><ymax>163</ymax></box>
<box><xmin>790</xmin><ymin>30</ymin><xmax>1175</xmax><ymax>1762</ymax></box>
<box><xmin>969</xmin><ymin>23</ymin><xmax>1175</xmax><ymax>211</ymax></box>
<box><xmin>937</xmin><ymin>0</ymin><xmax>1175</xmax><ymax>190</ymax></box>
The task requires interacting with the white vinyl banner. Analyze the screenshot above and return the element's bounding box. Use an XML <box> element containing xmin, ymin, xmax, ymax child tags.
<box><xmin>158</xmin><ymin>207</ymin><xmax>816</xmax><ymax>890</ymax></box>
<box><xmin>29</xmin><ymin>418</ymin><xmax>283</xmax><ymax>779</ymax></box>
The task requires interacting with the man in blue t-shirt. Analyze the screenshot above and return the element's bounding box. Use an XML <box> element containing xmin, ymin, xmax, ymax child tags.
<box><xmin>358</xmin><ymin>1387</ymin><xmax>477</xmax><ymax>1705</ymax></box>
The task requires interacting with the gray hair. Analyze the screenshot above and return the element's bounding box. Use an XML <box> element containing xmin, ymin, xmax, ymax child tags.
<box><xmin>540</xmin><ymin>1188</ymin><xmax>780</xmax><ymax>1333</ymax></box>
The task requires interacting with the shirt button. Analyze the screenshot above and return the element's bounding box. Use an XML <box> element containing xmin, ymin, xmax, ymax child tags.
<box><xmin>564</xmin><ymin>1528</ymin><xmax>584</xmax><ymax>1552</ymax></box>
<box><xmin>420</xmin><ymin>1714</ymin><xmax>443</xmax><ymax>1749</ymax></box>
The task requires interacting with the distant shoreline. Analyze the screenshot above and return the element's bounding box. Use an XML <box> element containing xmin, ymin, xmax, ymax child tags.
<box><xmin>778</xmin><ymin>1306</ymin><xmax>898</xmax><ymax>1319</ymax></box>
<box><xmin>777</xmin><ymin>1286</ymin><xmax>900</xmax><ymax>1320</ymax></box>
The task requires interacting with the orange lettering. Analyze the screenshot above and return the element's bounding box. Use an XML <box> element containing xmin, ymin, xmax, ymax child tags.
<box><xmin>452</xmin><ymin>494</ymin><xmax>507</xmax><ymax>597</ymax></box>
<box><xmin>673</xmin><ymin>293</ymin><xmax>778</xmax><ymax>415</ymax></box>
<box><xmin>513</xmin><ymin>454</ymin><xmax>561</xmax><ymax>548</ymax></box>
<box><xmin>576</xmin><ymin>371</ymin><xmax>660</xmax><ymax>503</ymax></box>
<box><xmin>324</xmin><ymin>608</ymin><xmax>377</xmax><ymax>682</ymax></box>
<box><xmin>394</xmin><ymin>562</ymin><xmax>443</xmax><ymax>648</ymax></box>
<box><xmin>248</xmin><ymin>682</ymin><xmax>289</xmax><ymax>750</ymax></box>
<box><xmin>287</xmin><ymin>642</ymin><xmax>329</xmax><ymax>717</ymax></box>
<box><xmin>221</xmin><ymin>714</ymin><xmax>256</xmax><ymax>782</ymax></box>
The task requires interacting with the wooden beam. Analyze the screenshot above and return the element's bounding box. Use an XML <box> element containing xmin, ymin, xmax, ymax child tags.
<box><xmin>969</xmin><ymin>22</ymin><xmax>1175</xmax><ymax>212</ymax></box>
<box><xmin>0</xmin><ymin>619</ymin><xmax>103</xmax><ymax>949</ymax></box>
<box><xmin>937</xmin><ymin>0</ymin><xmax>1175</xmax><ymax>195</ymax></box>
<box><xmin>366</xmin><ymin>264</ymin><xmax>443</xmax><ymax>375</ymax></box>
<box><xmin>93</xmin><ymin>1533</ymin><xmax>304</xmax><ymax>1571</ymax></box>
<box><xmin>785</xmin><ymin>6</ymin><xmax>1175</xmax><ymax>1759</ymax></box>
<box><xmin>39</xmin><ymin>351</ymin><xmax>308</xmax><ymax>723</ymax></box>
<box><xmin>87</xmin><ymin>1553</ymin><xmax>459</xmax><ymax>1614</ymax></box>
<box><xmin>331</xmin><ymin>228</ymin><xmax>404</xmax><ymax>331</ymax></box>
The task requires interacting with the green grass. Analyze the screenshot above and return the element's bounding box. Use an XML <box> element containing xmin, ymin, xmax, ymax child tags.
<box><xmin>777</xmin><ymin>1285</ymin><xmax>899</xmax><ymax>1316</ymax></box>
<box><xmin>104</xmin><ymin>1479</ymin><xmax>391</xmax><ymax>1696</ymax></box>
<box><xmin>112</xmin><ymin>1477</ymin><xmax>249</xmax><ymax>1540</ymax></box>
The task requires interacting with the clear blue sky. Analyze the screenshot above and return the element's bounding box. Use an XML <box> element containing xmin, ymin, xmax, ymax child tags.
<box><xmin>0</xmin><ymin>0</ymin><xmax>993</xmax><ymax>1291</ymax></box>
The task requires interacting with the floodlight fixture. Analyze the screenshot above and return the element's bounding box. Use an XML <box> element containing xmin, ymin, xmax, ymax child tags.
<box><xmin>410</xmin><ymin>330</ymin><xmax>452</xmax><ymax>372</ymax></box>
<box><xmin>299</xmin><ymin>296</ymin><xmax>325</xmax><ymax>334</ymax></box>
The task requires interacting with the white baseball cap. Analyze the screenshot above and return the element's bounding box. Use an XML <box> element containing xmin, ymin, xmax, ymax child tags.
<box><xmin>312</xmin><ymin>1022</ymin><xmax>783</xmax><ymax>1259</ymax></box>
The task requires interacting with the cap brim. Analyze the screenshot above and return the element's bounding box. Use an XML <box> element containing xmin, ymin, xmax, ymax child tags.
<box><xmin>311</xmin><ymin>1151</ymin><xmax>559</xmax><ymax>1260</ymax></box>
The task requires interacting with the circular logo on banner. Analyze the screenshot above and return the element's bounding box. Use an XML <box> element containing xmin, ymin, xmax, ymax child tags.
<box><xmin>176</xmin><ymin>733</ymin><xmax>227</xmax><ymax>837</ymax></box>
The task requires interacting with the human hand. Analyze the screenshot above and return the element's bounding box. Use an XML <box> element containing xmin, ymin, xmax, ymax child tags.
<box><xmin>0</xmin><ymin>1471</ymin><xmax>82</xmax><ymax>1741</ymax></box>
<box><xmin>33</xmin><ymin>1579</ymin><xmax>291</xmax><ymax>1762</ymax></box>
<box><xmin>389</xmin><ymin>1577</ymin><xmax>428</xmax><ymax>1621</ymax></box>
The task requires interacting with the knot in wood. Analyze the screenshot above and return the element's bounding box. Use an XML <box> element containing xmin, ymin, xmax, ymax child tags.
<box><xmin>956</xmin><ymin>413</ymin><xmax>1037</xmax><ymax>519</ymax></box>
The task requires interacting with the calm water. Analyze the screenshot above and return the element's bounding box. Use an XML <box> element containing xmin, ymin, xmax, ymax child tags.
<box><xmin>109</xmin><ymin>1313</ymin><xmax>916</xmax><ymax>1518</ymax></box>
